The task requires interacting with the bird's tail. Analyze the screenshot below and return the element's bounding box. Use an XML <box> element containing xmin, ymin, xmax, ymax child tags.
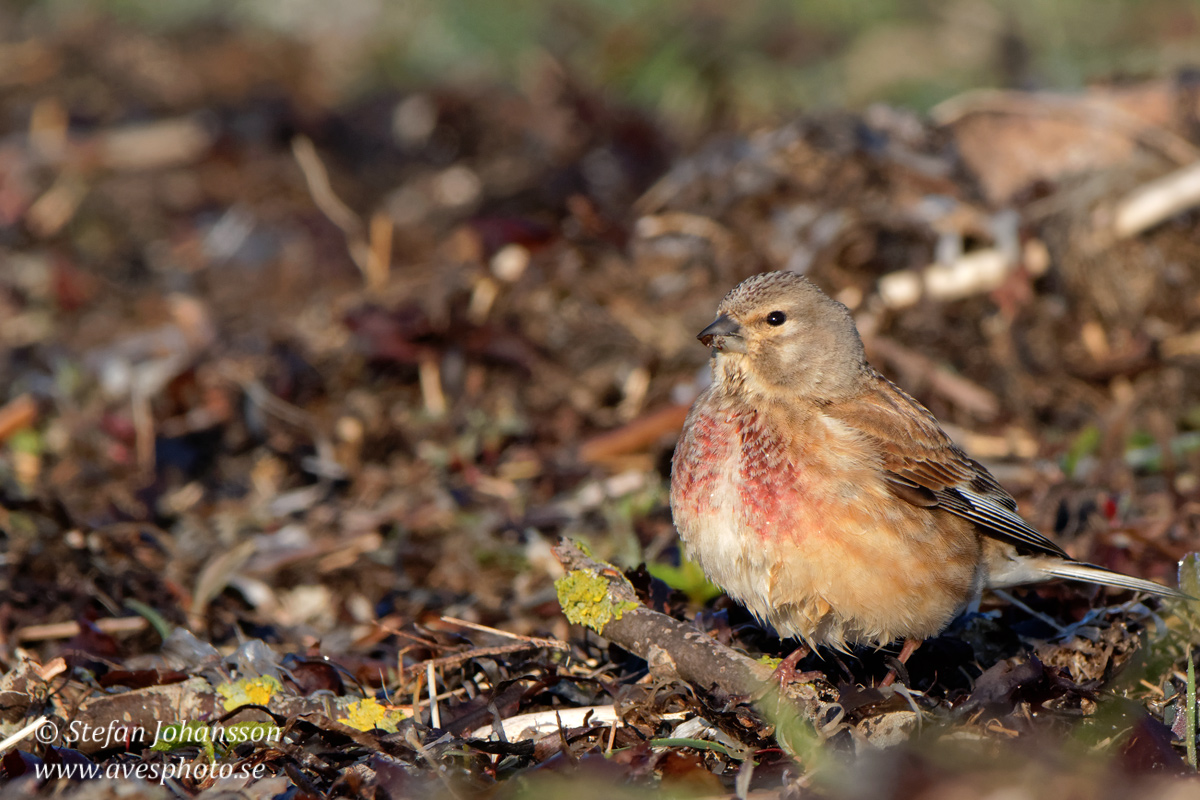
<box><xmin>1040</xmin><ymin>561</ymin><xmax>1186</xmax><ymax>599</ymax></box>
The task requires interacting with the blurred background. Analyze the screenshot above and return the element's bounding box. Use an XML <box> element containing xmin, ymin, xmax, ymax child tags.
<box><xmin>3</xmin><ymin>0</ymin><xmax>1200</xmax><ymax>795</ymax></box>
<box><xmin>12</xmin><ymin>0</ymin><xmax>1200</xmax><ymax>135</ymax></box>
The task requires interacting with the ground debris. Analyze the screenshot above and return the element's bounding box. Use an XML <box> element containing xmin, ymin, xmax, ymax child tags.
<box><xmin>0</xmin><ymin>15</ymin><xmax>1199</xmax><ymax>798</ymax></box>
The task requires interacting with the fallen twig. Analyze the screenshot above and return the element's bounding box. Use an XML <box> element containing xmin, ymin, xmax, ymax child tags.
<box><xmin>876</xmin><ymin>242</ymin><xmax>1049</xmax><ymax>311</ymax></box>
<box><xmin>868</xmin><ymin>337</ymin><xmax>1000</xmax><ymax>420</ymax></box>
<box><xmin>438</xmin><ymin>616</ymin><xmax>571</xmax><ymax>651</ymax></box>
<box><xmin>553</xmin><ymin>540</ymin><xmax>780</xmax><ymax>699</ymax></box>
<box><xmin>15</xmin><ymin>616</ymin><xmax>149</xmax><ymax>643</ymax></box>
<box><xmin>1113</xmin><ymin>159</ymin><xmax>1200</xmax><ymax>239</ymax></box>
<box><xmin>91</xmin><ymin>116</ymin><xmax>216</xmax><ymax>172</ymax></box>
<box><xmin>413</xmin><ymin>641</ymin><xmax>570</xmax><ymax>672</ymax></box>
<box><xmin>291</xmin><ymin>135</ymin><xmax>369</xmax><ymax>278</ymax></box>
<box><xmin>0</xmin><ymin>393</ymin><xmax>37</xmax><ymax>443</ymax></box>
<box><xmin>579</xmin><ymin>403</ymin><xmax>690</xmax><ymax>463</ymax></box>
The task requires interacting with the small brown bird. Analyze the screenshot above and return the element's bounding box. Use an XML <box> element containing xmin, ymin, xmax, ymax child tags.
<box><xmin>670</xmin><ymin>271</ymin><xmax>1179</xmax><ymax>675</ymax></box>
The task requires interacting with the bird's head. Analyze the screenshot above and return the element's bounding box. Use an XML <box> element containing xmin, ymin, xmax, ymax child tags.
<box><xmin>699</xmin><ymin>271</ymin><xmax>867</xmax><ymax>401</ymax></box>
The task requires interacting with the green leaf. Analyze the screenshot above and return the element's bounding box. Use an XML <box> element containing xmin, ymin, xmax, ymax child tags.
<box><xmin>123</xmin><ymin>599</ymin><xmax>172</xmax><ymax>641</ymax></box>
<box><xmin>151</xmin><ymin>722</ymin><xmax>216</xmax><ymax>761</ymax></box>
<box><xmin>647</xmin><ymin>558</ymin><xmax>723</xmax><ymax>605</ymax></box>
<box><xmin>648</xmin><ymin>737</ymin><xmax>740</xmax><ymax>759</ymax></box>
<box><xmin>1062</xmin><ymin>425</ymin><xmax>1100</xmax><ymax>478</ymax></box>
<box><xmin>1180</xmin><ymin>554</ymin><xmax>1200</xmax><ymax>601</ymax></box>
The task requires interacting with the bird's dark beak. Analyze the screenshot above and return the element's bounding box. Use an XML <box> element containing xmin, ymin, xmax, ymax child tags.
<box><xmin>698</xmin><ymin>314</ymin><xmax>745</xmax><ymax>352</ymax></box>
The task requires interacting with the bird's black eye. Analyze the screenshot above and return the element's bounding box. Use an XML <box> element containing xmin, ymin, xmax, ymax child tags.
<box><xmin>766</xmin><ymin>311</ymin><xmax>787</xmax><ymax>326</ymax></box>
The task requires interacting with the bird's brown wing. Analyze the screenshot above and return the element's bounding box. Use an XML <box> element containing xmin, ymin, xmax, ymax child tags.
<box><xmin>826</xmin><ymin>370</ymin><xmax>1070</xmax><ymax>560</ymax></box>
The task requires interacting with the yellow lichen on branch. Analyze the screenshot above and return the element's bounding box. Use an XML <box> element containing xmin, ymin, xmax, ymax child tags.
<box><xmin>555</xmin><ymin>569</ymin><xmax>638</xmax><ymax>633</ymax></box>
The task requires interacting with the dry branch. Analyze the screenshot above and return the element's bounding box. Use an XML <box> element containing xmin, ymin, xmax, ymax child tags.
<box><xmin>553</xmin><ymin>539</ymin><xmax>793</xmax><ymax>700</ymax></box>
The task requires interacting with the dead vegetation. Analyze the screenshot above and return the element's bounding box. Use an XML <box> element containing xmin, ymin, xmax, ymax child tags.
<box><xmin>2</xmin><ymin>15</ymin><xmax>1200</xmax><ymax>800</ymax></box>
